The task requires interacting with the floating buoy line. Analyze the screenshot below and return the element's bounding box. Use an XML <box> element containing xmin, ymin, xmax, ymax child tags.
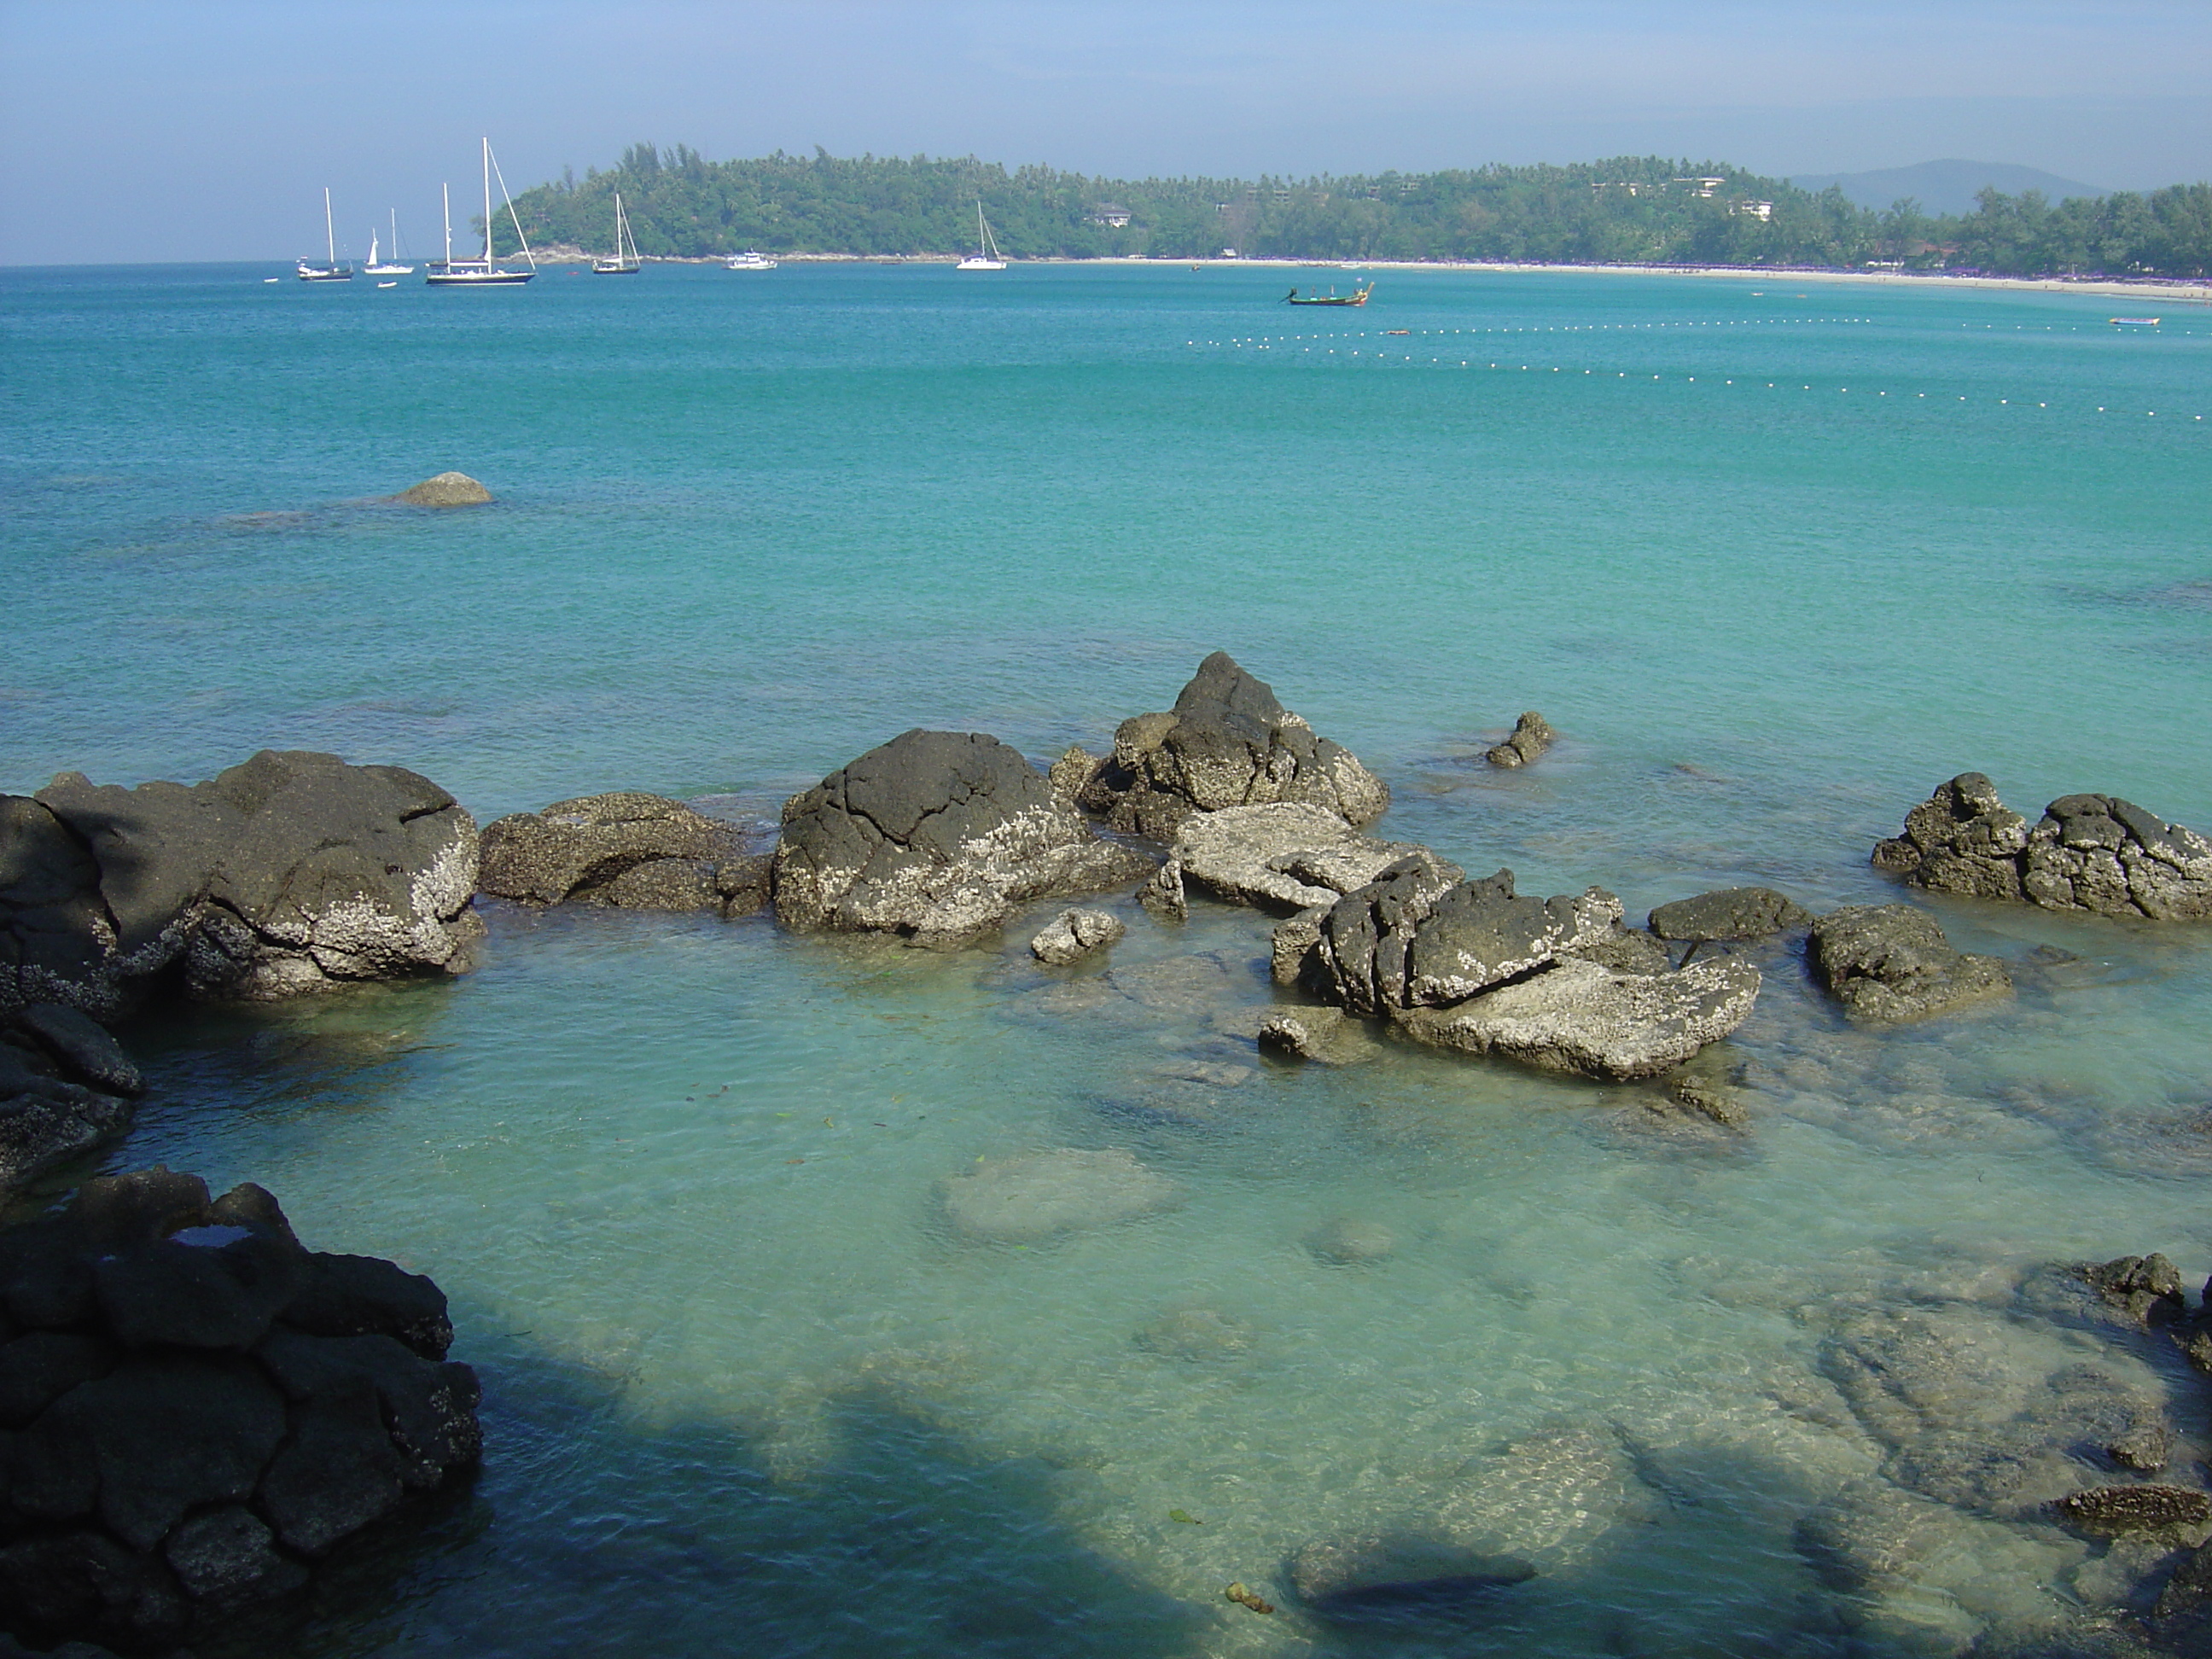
<box><xmin>1180</xmin><ymin>317</ymin><xmax>2207</xmax><ymax>425</ymax></box>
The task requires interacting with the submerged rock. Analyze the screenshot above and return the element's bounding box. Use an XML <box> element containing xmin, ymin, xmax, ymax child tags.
<box><xmin>1808</xmin><ymin>904</ymin><xmax>2013</xmax><ymax>1024</ymax></box>
<box><xmin>8</xmin><ymin>750</ymin><xmax>480</xmax><ymax>1019</ymax></box>
<box><xmin>1305</xmin><ymin>1217</ymin><xmax>1395</xmax><ymax>1264</ymax></box>
<box><xmin>1075</xmin><ymin>652</ymin><xmax>1388</xmax><ymax>839</ymax></box>
<box><xmin>935</xmin><ymin>1148</ymin><xmax>1179</xmax><ymax>1243</ymax></box>
<box><xmin>773</xmin><ymin>731</ymin><xmax>1153</xmax><ymax>941</ymax></box>
<box><xmin>479</xmin><ymin>792</ymin><xmax>766</xmax><ymax>917</ymax></box>
<box><xmin>1029</xmin><ymin>907</ymin><xmax>1125</xmax><ymax>966</ymax></box>
<box><xmin>1257</xmin><ymin>1005</ymin><xmax>1381</xmax><ymax>1065</ymax></box>
<box><xmin>1484</xmin><ymin>711</ymin><xmax>1554</xmax><ymax>769</ymax></box>
<box><xmin>392</xmin><ymin>471</ymin><xmax>492</xmax><ymax>507</ymax></box>
<box><xmin>1286</xmin><ymin>1534</ymin><xmax>1535</xmax><ymax>1625</ymax></box>
<box><xmin>2052</xmin><ymin>1485</ymin><xmax>2211</xmax><ymax>1536</ymax></box>
<box><xmin>1648</xmin><ymin>886</ymin><xmax>1813</xmax><ymax>943</ymax></box>
<box><xmin>1874</xmin><ymin>774</ymin><xmax>2212</xmax><ymax>920</ymax></box>
<box><xmin>0</xmin><ymin>1168</ymin><xmax>478</xmax><ymax>1653</ymax></box>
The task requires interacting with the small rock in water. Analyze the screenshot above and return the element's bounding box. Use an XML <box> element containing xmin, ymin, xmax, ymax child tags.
<box><xmin>393</xmin><ymin>470</ymin><xmax>493</xmax><ymax>506</ymax></box>
<box><xmin>1030</xmin><ymin>907</ymin><xmax>1126</xmax><ymax>965</ymax></box>
<box><xmin>1306</xmin><ymin>1217</ymin><xmax>1395</xmax><ymax>1264</ymax></box>
<box><xmin>1648</xmin><ymin>886</ymin><xmax>1813</xmax><ymax>943</ymax></box>
<box><xmin>1807</xmin><ymin>904</ymin><xmax>2012</xmax><ymax>1025</ymax></box>
<box><xmin>1258</xmin><ymin>1006</ymin><xmax>1378</xmax><ymax>1065</ymax></box>
<box><xmin>1484</xmin><ymin>712</ymin><xmax>1554</xmax><ymax>768</ymax></box>
<box><xmin>1135</xmin><ymin>1307</ymin><xmax>1256</xmax><ymax>1362</ymax></box>
<box><xmin>1224</xmin><ymin>1581</ymin><xmax>1274</xmax><ymax>1615</ymax></box>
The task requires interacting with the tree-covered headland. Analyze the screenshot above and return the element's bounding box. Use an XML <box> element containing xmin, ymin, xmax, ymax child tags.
<box><xmin>499</xmin><ymin>145</ymin><xmax>2212</xmax><ymax>279</ymax></box>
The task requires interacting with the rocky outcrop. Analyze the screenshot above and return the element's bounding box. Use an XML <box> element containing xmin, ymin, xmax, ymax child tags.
<box><xmin>1144</xmin><ymin>801</ymin><xmax>1426</xmax><ymax>917</ymax></box>
<box><xmin>1484</xmin><ymin>712</ymin><xmax>1554</xmax><ymax>769</ymax></box>
<box><xmin>935</xmin><ymin>1148</ymin><xmax>1179</xmax><ymax>1243</ymax></box>
<box><xmin>2052</xmin><ymin>1485</ymin><xmax>2210</xmax><ymax>1535</ymax></box>
<box><xmin>3</xmin><ymin>750</ymin><xmax>480</xmax><ymax>1021</ymax></box>
<box><xmin>1873</xmin><ymin>773</ymin><xmax>2212</xmax><ymax>920</ymax></box>
<box><xmin>1808</xmin><ymin>904</ymin><xmax>2012</xmax><ymax>1024</ymax></box>
<box><xmin>1074</xmin><ymin>653</ymin><xmax>1388</xmax><ymax>839</ymax></box>
<box><xmin>0</xmin><ymin>1032</ymin><xmax>133</xmax><ymax>1197</ymax></box>
<box><xmin>1029</xmin><ymin>908</ymin><xmax>1124</xmax><ymax>966</ymax></box>
<box><xmin>478</xmin><ymin>793</ymin><xmax>767</xmax><ymax>917</ymax></box>
<box><xmin>772</xmin><ymin>731</ymin><xmax>1152</xmax><ymax>941</ymax></box>
<box><xmin>1647</xmin><ymin>886</ymin><xmax>1812</xmax><ymax>943</ymax></box>
<box><xmin>392</xmin><ymin>471</ymin><xmax>492</xmax><ymax>507</ymax></box>
<box><xmin>0</xmin><ymin>1168</ymin><xmax>479</xmax><ymax>1653</ymax></box>
<box><xmin>1273</xmin><ymin>855</ymin><xmax>1760</xmax><ymax>1080</ymax></box>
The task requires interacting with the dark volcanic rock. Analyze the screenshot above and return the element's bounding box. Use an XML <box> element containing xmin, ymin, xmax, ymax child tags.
<box><xmin>1075</xmin><ymin>653</ymin><xmax>1389</xmax><ymax>839</ymax></box>
<box><xmin>1284</xmin><ymin>856</ymin><xmax>1757</xmax><ymax>1080</ymax></box>
<box><xmin>1808</xmin><ymin>904</ymin><xmax>2012</xmax><ymax>1024</ymax></box>
<box><xmin>6</xmin><ymin>749</ymin><xmax>480</xmax><ymax>1021</ymax></box>
<box><xmin>0</xmin><ymin>1167</ymin><xmax>478</xmax><ymax>1652</ymax></box>
<box><xmin>2084</xmin><ymin>1254</ymin><xmax>2188</xmax><ymax>1328</ymax></box>
<box><xmin>1874</xmin><ymin>774</ymin><xmax>2212</xmax><ymax>920</ymax></box>
<box><xmin>773</xmin><ymin>730</ymin><xmax>1153</xmax><ymax>940</ymax></box>
<box><xmin>1287</xmin><ymin>1534</ymin><xmax>1536</xmax><ymax>1625</ymax></box>
<box><xmin>0</xmin><ymin>1036</ymin><xmax>133</xmax><ymax>1198</ymax></box>
<box><xmin>478</xmin><ymin>791</ymin><xmax>766</xmax><ymax>917</ymax></box>
<box><xmin>1648</xmin><ymin>887</ymin><xmax>1813</xmax><ymax>943</ymax></box>
<box><xmin>8</xmin><ymin>1004</ymin><xmax>141</xmax><ymax>1097</ymax></box>
<box><xmin>1484</xmin><ymin>711</ymin><xmax>1554</xmax><ymax>769</ymax></box>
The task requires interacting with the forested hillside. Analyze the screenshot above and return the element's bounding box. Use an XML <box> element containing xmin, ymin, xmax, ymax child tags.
<box><xmin>499</xmin><ymin>146</ymin><xmax>2212</xmax><ymax>278</ymax></box>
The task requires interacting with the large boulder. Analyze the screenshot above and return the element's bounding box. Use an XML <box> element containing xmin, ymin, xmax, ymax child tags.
<box><xmin>1074</xmin><ymin>653</ymin><xmax>1389</xmax><ymax>839</ymax></box>
<box><xmin>478</xmin><ymin>792</ymin><xmax>767</xmax><ymax>917</ymax></box>
<box><xmin>772</xmin><ymin>731</ymin><xmax>1152</xmax><ymax>941</ymax></box>
<box><xmin>1144</xmin><ymin>801</ymin><xmax>1427</xmax><ymax>917</ymax></box>
<box><xmin>1874</xmin><ymin>774</ymin><xmax>2212</xmax><ymax>920</ymax></box>
<box><xmin>1278</xmin><ymin>857</ymin><xmax>1760</xmax><ymax>1080</ymax></box>
<box><xmin>1808</xmin><ymin>904</ymin><xmax>2012</xmax><ymax>1024</ymax></box>
<box><xmin>0</xmin><ymin>1169</ymin><xmax>479</xmax><ymax>1652</ymax></box>
<box><xmin>4</xmin><ymin>750</ymin><xmax>480</xmax><ymax>1020</ymax></box>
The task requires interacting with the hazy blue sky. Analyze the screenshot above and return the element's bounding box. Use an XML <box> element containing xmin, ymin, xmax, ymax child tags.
<box><xmin>3</xmin><ymin>0</ymin><xmax>2207</xmax><ymax>264</ymax></box>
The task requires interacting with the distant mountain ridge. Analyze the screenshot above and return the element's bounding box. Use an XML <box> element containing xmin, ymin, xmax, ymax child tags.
<box><xmin>1789</xmin><ymin>160</ymin><xmax>2109</xmax><ymax>218</ymax></box>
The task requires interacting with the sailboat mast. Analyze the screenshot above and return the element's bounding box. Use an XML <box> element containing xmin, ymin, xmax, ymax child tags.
<box><xmin>481</xmin><ymin>137</ymin><xmax>493</xmax><ymax>265</ymax></box>
<box><xmin>324</xmin><ymin>188</ymin><xmax>336</xmax><ymax>267</ymax></box>
<box><xmin>443</xmin><ymin>183</ymin><xmax>452</xmax><ymax>265</ymax></box>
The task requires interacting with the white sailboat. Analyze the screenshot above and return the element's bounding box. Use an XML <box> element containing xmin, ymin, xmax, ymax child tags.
<box><xmin>591</xmin><ymin>192</ymin><xmax>642</xmax><ymax>274</ymax></box>
<box><xmin>296</xmin><ymin>189</ymin><xmax>352</xmax><ymax>281</ymax></box>
<box><xmin>425</xmin><ymin>137</ymin><xmax>536</xmax><ymax>286</ymax></box>
<box><xmin>955</xmin><ymin>201</ymin><xmax>1006</xmax><ymax>271</ymax></box>
<box><xmin>365</xmin><ymin>209</ymin><xmax>412</xmax><ymax>276</ymax></box>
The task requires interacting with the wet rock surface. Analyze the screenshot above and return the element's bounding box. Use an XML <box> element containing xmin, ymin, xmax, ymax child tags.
<box><xmin>2053</xmin><ymin>1485</ymin><xmax>2211</xmax><ymax>1536</ymax></box>
<box><xmin>1075</xmin><ymin>653</ymin><xmax>1388</xmax><ymax>839</ymax></box>
<box><xmin>1029</xmin><ymin>907</ymin><xmax>1126</xmax><ymax>966</ymax></box>
<box><xmin>1809</xmin><ymin>903</ymin><xmax>2014</xmax><ymax>1024</ymax></box>
<box><xmin>0</xmin><ymin>1033</ymin><xmax>134</xmax><ymax>1197</ymax></box>
<box><xmin>1648</xmin><ymin>886</ymin><xmax>1813</xmax><ymax>943</ymax></box>
<box><xmin>1483</xmin><ymin>711</ymin><xmax>1554</xmax><ymax>769</ymax></box>
<box><xmin>479</xmin><ymin>792</ymin><xmax>767</xmax><ymax>917</ymax></box>
<box><xmin>0</xmin><ymin>1167</ymin><xmax>479</xmax><ymax>1653</ymax></box>
<box><xmin>5</xmin><ymin>749</ymin><xmax>480</xmax><ymax>1020</ymax></box>
<box><xmin>1874</xmin><ymin>773</ymin><xmax>2212</xmax><ymax>920</ymax></box>
<box><xmin>773</xmin><ymin>731</ymin><xmax>1153</xmax><ymax>941</ymax></box>
<box><xmin>935</xmin><ymin>1148</ymin><xmax>1180</xmax><ymax>1243</ymax></box>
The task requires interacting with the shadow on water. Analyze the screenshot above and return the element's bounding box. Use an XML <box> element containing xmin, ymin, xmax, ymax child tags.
<box><xmin>196</xmin><ymin>1324</ymin><xmax>1211</xmax><ymax>1659</ymax></box>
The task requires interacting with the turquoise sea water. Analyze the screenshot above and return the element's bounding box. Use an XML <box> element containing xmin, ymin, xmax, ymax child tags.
<box><xmin>4</xmin><ymin>261</ymin><xmax>2211</xmax><ymax>1656</ymax></box>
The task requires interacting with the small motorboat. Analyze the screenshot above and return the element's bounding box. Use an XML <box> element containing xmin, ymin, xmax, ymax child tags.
<box><xmin>1284</xmin><ymin>282</ymin><xmax>1372</xmax><ymax>307</ymax></box>
<box><xmin>2110</xmin><ymin>316</ymin><xmax>2161</xmax><ymax>327</ymax></box>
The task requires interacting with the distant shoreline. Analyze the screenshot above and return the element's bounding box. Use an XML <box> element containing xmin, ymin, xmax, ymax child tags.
<box><xmin>538</xmin><ymin>250</ymin><xmax>2212</xmax><ymax>302</ymax></box>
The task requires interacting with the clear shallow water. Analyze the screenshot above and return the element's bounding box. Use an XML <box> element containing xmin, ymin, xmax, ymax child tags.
<box><xmin>4</xmin><ymin>262</ymin><xmax>2211</xmax><ymax>1656</ymax></box>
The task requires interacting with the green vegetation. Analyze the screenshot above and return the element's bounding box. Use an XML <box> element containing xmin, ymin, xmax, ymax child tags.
<box><xmin>499</xmin><ymin>146</ymin><xmax>2212</xmax><ymax>278</ymax></box>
